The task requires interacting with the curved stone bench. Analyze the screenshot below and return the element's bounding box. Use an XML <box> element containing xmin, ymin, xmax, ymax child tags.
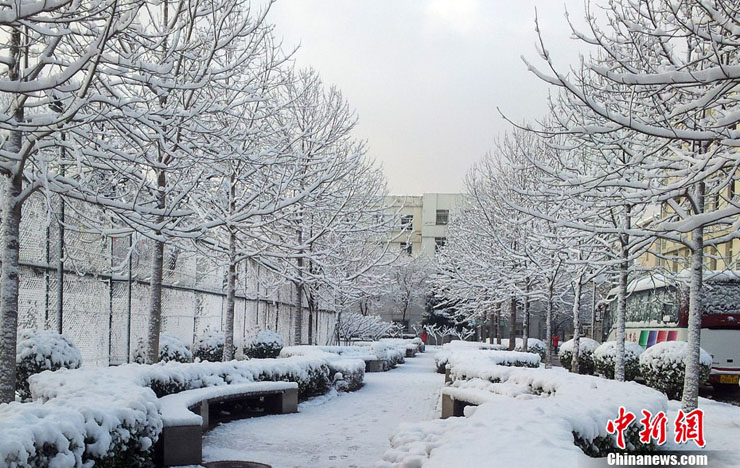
<box><xmin>155</xmin><ymin>381</ymin><xmax>298</xmax><ymax>466</ymax></box>
<box><xmin>440</xmin><ymin>387</ymin><xmax>492</xmax><ymax>419</ymax></box>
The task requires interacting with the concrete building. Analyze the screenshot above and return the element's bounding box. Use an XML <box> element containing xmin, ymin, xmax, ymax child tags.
<box><xmin>377</xmin><ymin>193</ymin><xmax>465</xmax><ymax>330</ymax></box>
<box><xmin>387</xmin><ymin>193</ymin><xmax>465</xmax><ymax>259</ymax></box>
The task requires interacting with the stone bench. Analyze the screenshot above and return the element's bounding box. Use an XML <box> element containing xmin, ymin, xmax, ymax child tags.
<box><xmin>440</xmin><ymin>387</ymin><xmax>490</xmax><ymax>419</ymax></box>
<box><xmin>154</xmin><ymin>381</ymin><xmax>298</xmax><ymax>467</ymax></box>
<box><xmin>365</xmin><ymin>359</ymin><xmax>388</xmax><ymax>372</ymax></box>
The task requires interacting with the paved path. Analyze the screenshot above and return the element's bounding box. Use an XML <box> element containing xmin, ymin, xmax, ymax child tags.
<box><xmin>200</xmin><ymin>350</ymin><xmax>443</xmax><ymax>468</ymax></box>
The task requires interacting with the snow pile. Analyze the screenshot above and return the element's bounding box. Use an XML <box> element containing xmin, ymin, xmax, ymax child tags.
<box><xmin>558</xmin><ymin>337</ymin><xmax>600</xmax><ymax>374</ymax></box>
<box><xmin>639</xmin><ymin>341</ymin><xmax>712</xmax><ymax>400</ymax></box>
<box><xmin>15</xmin><ymin>329</ymin><xmax>82</xmax><ymax>400</ymax></box>
<box><xmin>0</xmin><ymin>355</ymin><xmax>347</xmax><ymax>468</ymax></box>
<box><xmin>377</xmin><ymin>366</ymin><xmax>667</xmax><ymax>467</ymax></box>
<box><xmin>593</xmin><ymin>341</ymin><xmax>644</xmax><ymax>381</ymax></box>
<box><xmin>133</xmin><ymin>334</ymin><xmax>193</xmax><ymax>364</ymax></box>
<box><xmin>244</xmin><ymin>329</ymin><xmax>284</xmax><ymax>359</ymax></box>
<box><xmin>193</xmin><ymin>328</ymin><xmax>234</xmax><ymax>362</ymax></box>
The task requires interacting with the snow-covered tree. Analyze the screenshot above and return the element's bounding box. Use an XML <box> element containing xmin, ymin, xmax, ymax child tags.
<box><xmin>0</xmin><ymin>0</ymin><xmax>142</xmax><ymax>403</ymax></box>
<box><xmin>527</xmin><ymin>0</ymin><xmax>740</xmax><ymax>410</ymax></box>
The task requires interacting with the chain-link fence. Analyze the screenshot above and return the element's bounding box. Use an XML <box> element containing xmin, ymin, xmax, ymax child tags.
<box><xmin>16</xmin><ymin>194</ymin><xmax>337</xmax><ymax>367</ymax></box>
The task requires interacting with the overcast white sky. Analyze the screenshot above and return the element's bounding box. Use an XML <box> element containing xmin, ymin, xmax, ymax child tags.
<box><xmin>266</xmin><ymin>0</ymin><xmax>591</xmax><ymax>195</ymax></box>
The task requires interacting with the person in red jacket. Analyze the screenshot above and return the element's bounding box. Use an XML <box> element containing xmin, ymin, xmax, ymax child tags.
<box><xmin>421</xmin><ymin>329</ymin><xmax>429</xmax><ymax>344</ymax></box>
<box><xmin>551</xmin><ymin>335</ymin><xmax>559</xmax><ymax>351</ymax></box>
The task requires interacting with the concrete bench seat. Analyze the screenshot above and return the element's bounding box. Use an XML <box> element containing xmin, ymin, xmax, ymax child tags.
<box><xmin>440</xmin><ymin>387</ymin><xmax>492</xmax><ymax>419</ymax></box>
<box><xmin>155</xmin><ymin>381</ymin><xmax>298</xmax><ymax>466</ymax></box>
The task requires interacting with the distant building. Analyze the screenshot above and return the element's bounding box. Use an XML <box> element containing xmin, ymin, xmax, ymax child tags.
<box><xmin>377</xmin><ymin>193</ymin><xmax>464</xmax><ymax>330</ymax></box>
<box><xmin>387</xmin><ymin>193</ymin><xmax>464</xmax><ymax>259</ymax></box>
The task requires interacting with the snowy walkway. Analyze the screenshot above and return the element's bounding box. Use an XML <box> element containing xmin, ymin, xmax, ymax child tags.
<box><xmin>199</xmin><ymin>350</ymin><xmax>443</xmax><ymax>468</ymax></box>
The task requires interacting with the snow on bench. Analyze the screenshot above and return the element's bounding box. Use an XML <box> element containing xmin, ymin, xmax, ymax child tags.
<box><xmin>155</xmin><ymin>381</ymin><xmax>298</xmax><ymax>466</ymax></box>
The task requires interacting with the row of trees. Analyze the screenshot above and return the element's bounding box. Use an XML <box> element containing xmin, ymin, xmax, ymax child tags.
<box><xmin>0</xmin><ymin>0</ymin><xmax>399</xmax><ymax>403</ymax></box>
<box><xmin>434</xmin><ymin>0</ymin><xmax>740</xmax><ymax>411</ymax></box>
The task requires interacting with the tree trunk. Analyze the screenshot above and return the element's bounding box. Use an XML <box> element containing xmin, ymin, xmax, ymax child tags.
<box><xmin>590</xmin><ymin>280</ymin><xmax>597</xmax><ymax>339</ymax></box>
<box><xmin>294</xmin><ymin>281</ymin><xmax>303</xmax><ymax>345</ymax></box>
<box><xmin>508</xmin><ymin>296</ymin><xmax>516</xmax><ymax>350</ymax></box>
<box><xmin>147</xmin><ymin>237</ymin><xmax>164</xmax><ymax>364</ymax></box>
<box><xmin>545</xmin><ymin>280</ymin><xmax>554</xmax><ymax>369</ymax></box>
<box><xmin>615</xmin><ymin>205</ymin><xmax>631</xmax><ymax>382</ymax></box>
<box><xmin>489</xmin><ymin>311</ymin><xmax>494</xmax><ymax>344</ymax></box>
<box><xmin>0</xmin><ymin>27</ymin><xmax>25</xmax><ymax>403</ymax></box>
<box><xmin>496</xmin><ymin>303</ymin><xmax>502</xmax><ymax>345</ymax></box>
<box><xmin>222</xmin><ymin>230</ymin><xmax>237</xmax><ymax>361</ymax></box>
<box><xmin>682</xmin><ymin>182</ymin><xmax>704</xmax><ymax>411</ymax></box>
<box><xmin>0</xmin><ymin>173</ymin><xmax>22</xmax><ymax>403</ymax></box>
<box><xmin>146</xmin><ymin>165</ymin><xmax>167</xmax><ymax>364</ymax></box>
<box><xmin>522</xmin><ymin>282</ymin><xmax>530</xmax><ymax>352</ymax></box>
<box><xmin>571</xmin><ymin>278</ymin><xmax>583</xmax><ymax>374</ymax></box>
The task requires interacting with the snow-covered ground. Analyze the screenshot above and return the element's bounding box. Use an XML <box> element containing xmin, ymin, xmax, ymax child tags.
<box><xmin>198</xmin><ymin>349</ymin><xmax>443</xmax><ymax>468</ymax></box>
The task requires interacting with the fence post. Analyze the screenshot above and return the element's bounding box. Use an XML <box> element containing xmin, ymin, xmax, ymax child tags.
<box><xmin>56</xmin><ymin>194</ymin><xmax>64</xmax><ymax>334</ymax></box>
<box><xmin>44</xmin><ymin>222</ymin><xmax>50</xmax><ymax>326</ymax></box>
<box><xmin>126</xmin><ymin>235</ymin><xmax>133</xmax><ymax>363</ymax></box>
<box><xmin>108</xmin><ymin>237</ymin><xmax>114</xmax><ymax>365</ymax></box>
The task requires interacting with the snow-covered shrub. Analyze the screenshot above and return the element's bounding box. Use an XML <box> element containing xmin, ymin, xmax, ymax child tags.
<box><xmin>329</xmin><ymin>359</ymin><xmax>365</xmax><ymax>392</ymax></box>
<box><xmin>244</xmin><ymin>329</ymin><xmax>284</xmax><ymax>359</ymax></box>
<box><xmin>133</xmin><ymin>334</ymin><xmax>193</xmax><ymax>364</ymax></box>
<box><xmin>593</xmin><ymin>341</ymin><xmax>644</xmax><ymax>381</ymax></box>
<box><xmin>15</xmin><ymin>329</ymin><xmax>82</xmax><ymax>400</ymax></box>
<box><xmin>639</xmin><ymin>341</ymin><xmax>712</xmax><ymax>400</ymax></box>
<box><xmin>371</xmin><ymin>342</ymin><xmax>405</xmax><ymax>367</ymax></box>
<box><xmin>193</xmin><ymin>328</ymin><xmax>235</xmax><ymax>362</ymax></box>
<box><xmin>255</xmin><ymin>359</ymin><xmax>332</xmax><ymax>399</ymax></box>
<box><xmin>514</xmin><ymin>338</ymin><xmax>546</xmax><ymax>359</ymax></box>
<box><xmin>558</xmin><ymin>338</ymin><xmax>600</xmax><ymax>375</ymax></box>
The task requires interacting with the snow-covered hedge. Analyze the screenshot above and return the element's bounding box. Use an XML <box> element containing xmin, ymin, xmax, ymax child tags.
<box><xmin>514</xmin><ymin>338</ymin><xmax>547</xmax><ymax>359</ymax></box>
<box><xmin>276</xmin><ymin>346</ymin><xmax>368</xmax><ymax>391</ymax></box>
<box><xmin>329</xmin><ymin>359</ymin><xmax>366</xmax><ymax>392</ymax></box>
<box><xmin>0</xmin><ymin>356</ymin><xmax>342</xmax><ymax>468</ymax></box>
<box><xmin>378</xmin><ymin>365</ymin><xmax>668</xmax><ymax>467</ymax></box>
<box><xmin>639</xmin><ymin>342</ymin><xmax>712</xmax><ymax>400</ymax></box>
<box><xmin>133</xmin><ymin>334</ymin><xmax>193</xmax><ymax>364</ymax></box>
<box><xmin>15</xmin><ymin>329</ymin><xmax>82</xmax><ymax>400</ymax></box>
<box><xmin>558</xmin><ymin>338</ymin><xmax>600</xmax><ymax>375</ymax></box>
<box><xmin>281</xmin><ymin>343</ymin><xmax>404</xmax><ymax>371</ymax></box>
<box><xmin>593</xmin><ymin>341</ymin><xmax>644</xmax><ymax>381</ymax></box>
<box><xmin>244</xmin><ymin>330</ymin><xmax>284</xmax><ymax>359</ymax></box>
<box><xmin>379</xmin><ymin>338</ymin><xmax>424</xmax><ymax>355</ymax></box>
<box><xmin>434</xmin><ymin>341</ymin><xmax>512</xmax><ymax>374</ymax></box>
<box><xmin>193</xmin><ymin>328</ymin><xmax>235</xmax><ymax>362</ymax></box>
<box><xmin>446</xmin><ymin>350</ymin><xmax>541</xmax><ymax>383</ymax></box>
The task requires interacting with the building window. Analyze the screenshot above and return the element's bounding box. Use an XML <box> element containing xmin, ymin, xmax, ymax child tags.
<box><xmin>400</xmin><ymin>242</ymin><xmax>412</xmax><ymax>255</ymax></box>
<box><xmin>400</xmin><ymin>214</ymin><xmax>413</xmax><ymax>230</ymax></box>
<box><xmin>435</xmin><ymin>209</ymin><xmax>449</xmax><ymax>225</ymax></box>
<box><xmin>435</xmin><ymin>237</ymin><xmax>446</xmax><ymax>252</ymax></box>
